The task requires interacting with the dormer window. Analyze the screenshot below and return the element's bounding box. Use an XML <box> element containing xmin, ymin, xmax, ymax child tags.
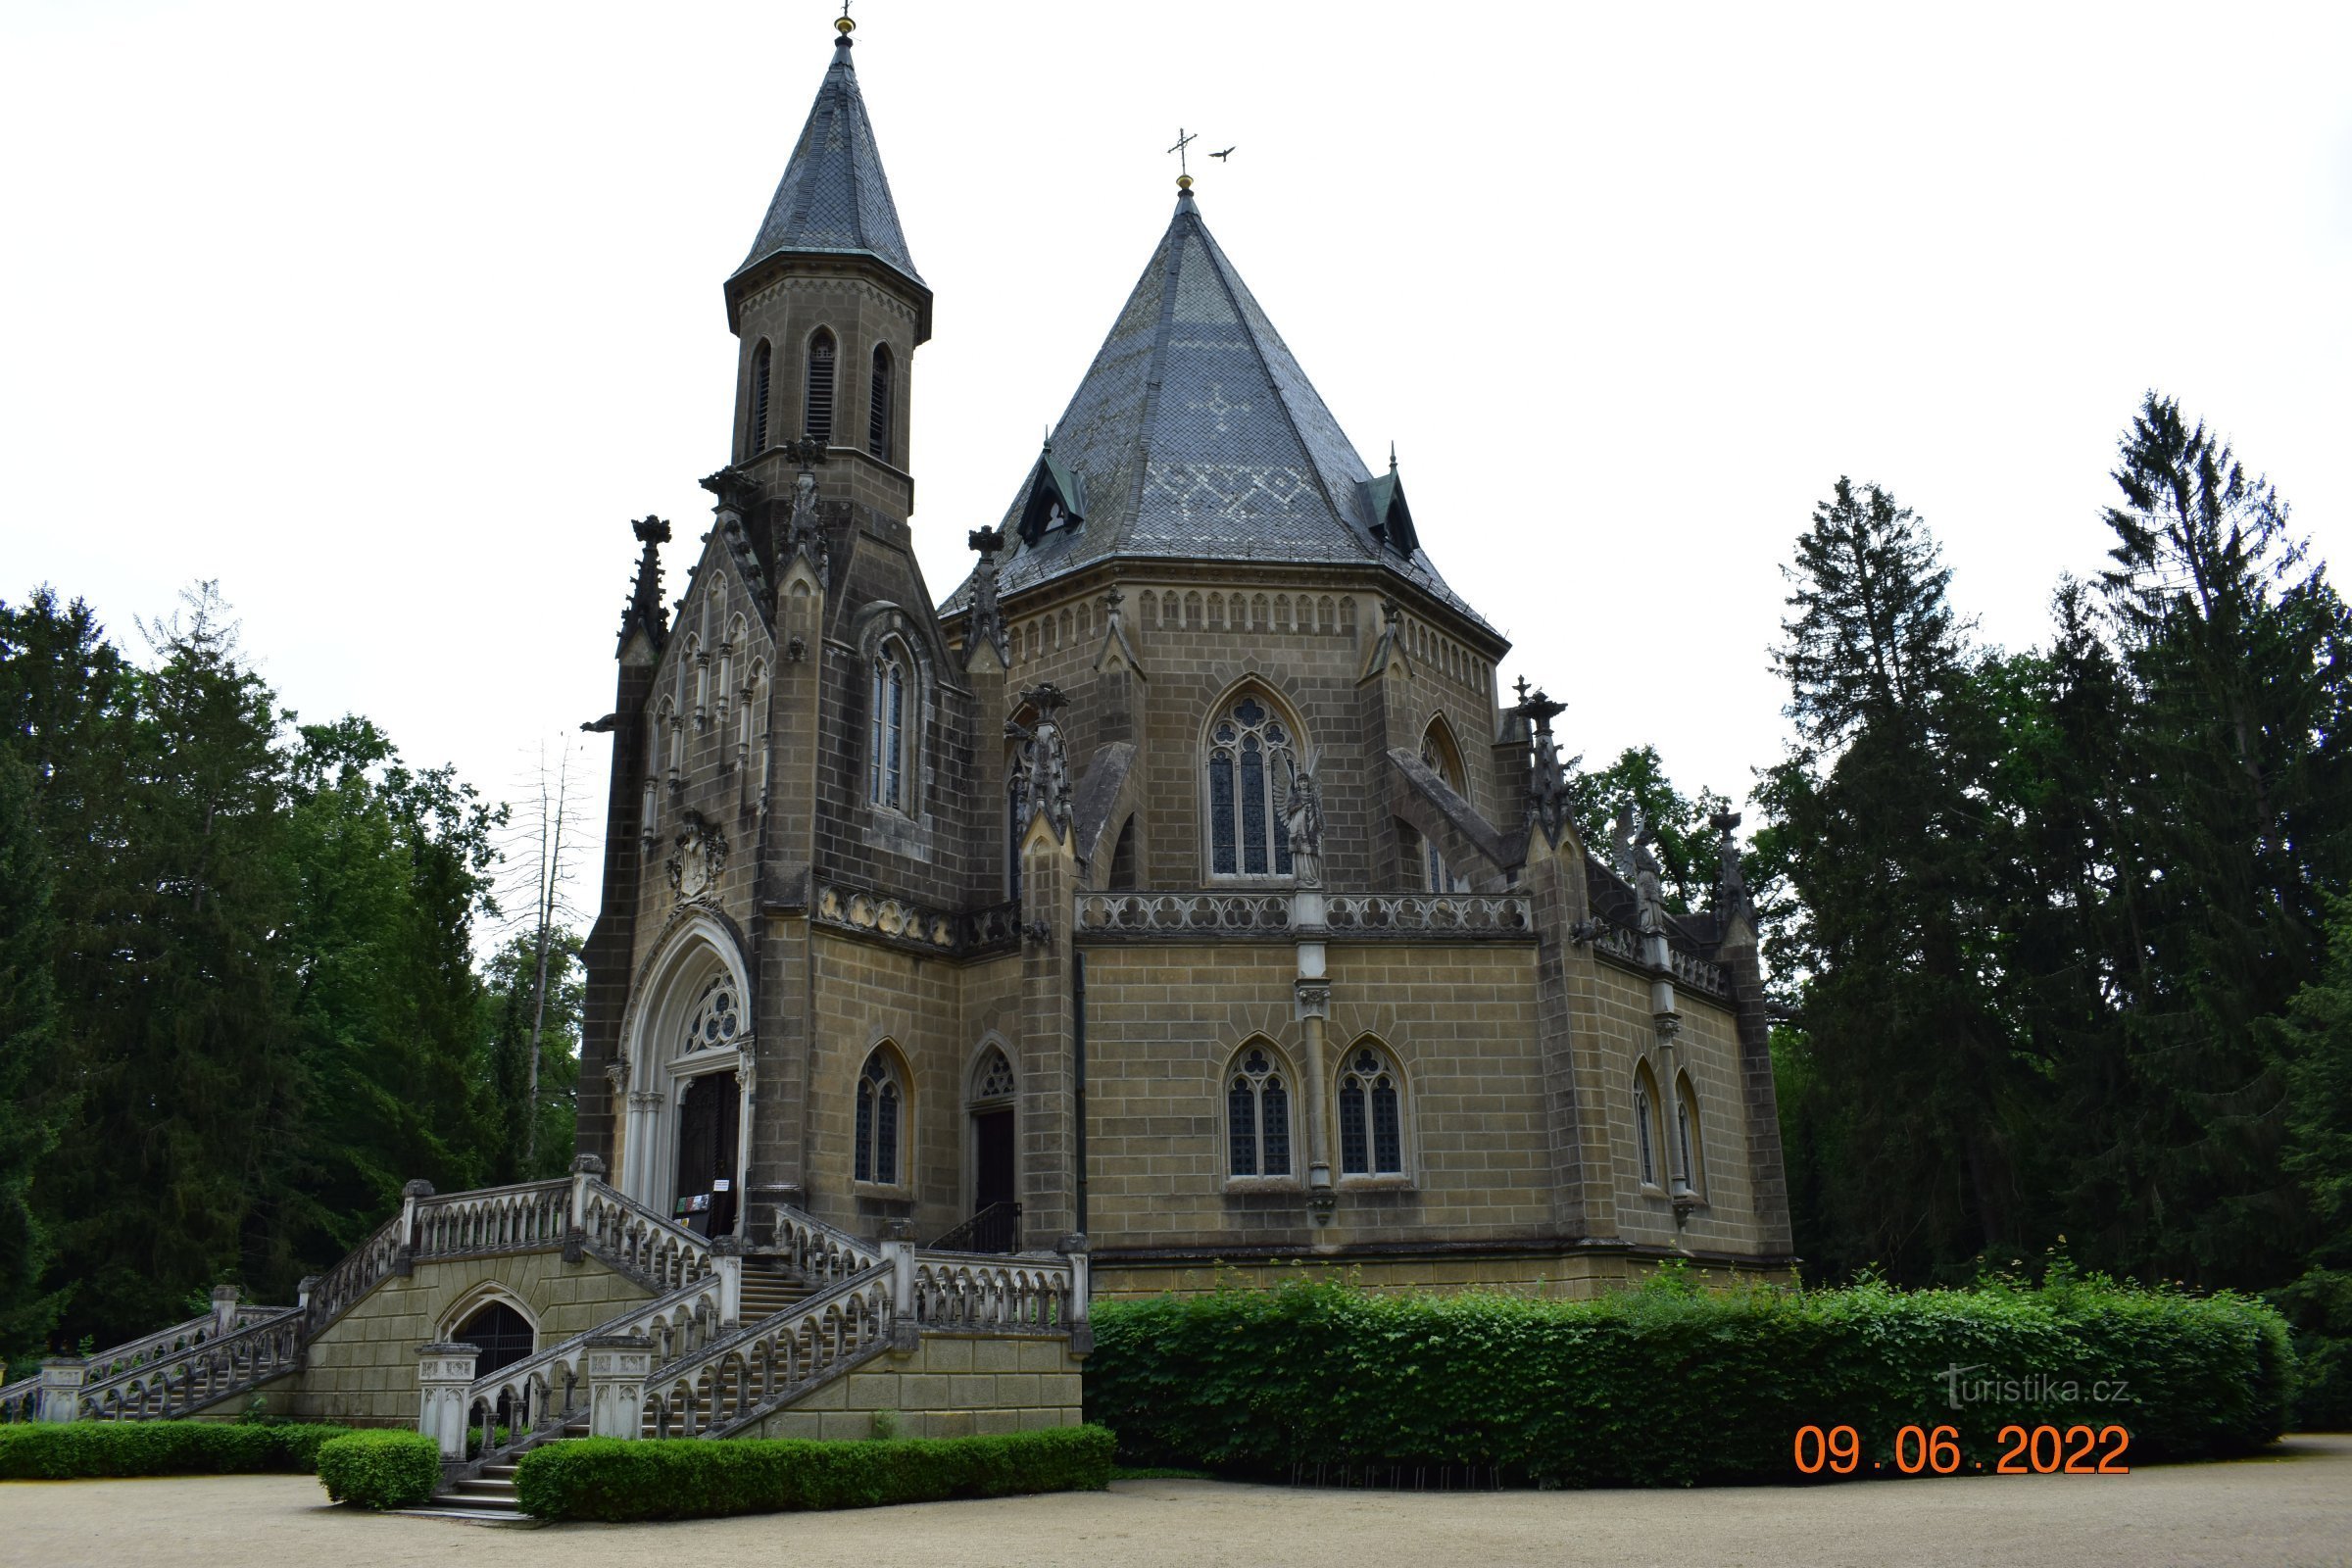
<box><xmin>806</xmin><ymin>329</ymin><xmax>836</xmax><ymax>445</ymax></box>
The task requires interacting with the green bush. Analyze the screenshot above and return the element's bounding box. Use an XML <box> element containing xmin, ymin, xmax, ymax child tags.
<box><xmin>514</xmin><ymin>1424</ymin><xmax>1115</xmax><ymax>1521</ymax></box>
<box><xmin>315</xmin><ymin>1431</ymin><xmax>442</xmax><ymax>1510</ymax></box>
<box><xmin>1086</xmin><ymin>1274</ymin><xmax>2295</xmax><ymax>1487</ymax></box>
<box><xmin>0</xmin><ymin>1420</ymin><xmax>355</xmax><ymax>1479</ymax></box>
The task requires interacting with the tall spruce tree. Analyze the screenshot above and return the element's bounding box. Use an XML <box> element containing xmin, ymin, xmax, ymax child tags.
<box><xmin>2086</xmin><ymin>393</ymin><xmax>2352</xmax><ymax>1285</ymax></box>
<box><xmin>1761</xmin><ymin>479</ymin><xmax>2023</xmax><ymax>1281</ymax></box>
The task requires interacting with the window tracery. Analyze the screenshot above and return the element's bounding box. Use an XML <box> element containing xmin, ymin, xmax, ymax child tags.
<box><xmin>1206</xmin><ymin>693</ymin><xmax>1298</xmax><ymax>879</ymax></box>
<box><xmin>1337</xmin><ymin>1044</ymin><xmax>1403</xmax><ymax>1177</ymax></box>
<box><xmin>1226</xmin><ymin>1044</ymin><xmax>1293</xmax><ymax>1178</ymax></box>
<box><xmin>855</xmin><ymin>1048</ymin><xmax>904</xmax><ymax>1185</ymax></box>
<box><xmin>680</xmin><ymin>974</ymin><xmax>743</xmax><ymax>1057</ymax></box>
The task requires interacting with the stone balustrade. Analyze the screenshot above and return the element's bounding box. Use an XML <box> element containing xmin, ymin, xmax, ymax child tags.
<box><xmin>641</xmin><ymin>1266</ymin><xmax>895</xmax><ymax>1439</ymax></box>
<box><xmin>305</xmin><ymin>1213</ymin><xmax>406</xmax><ymax>1331</ymax></box>
<box><xmin>411</xmin><ymin>1179</ymin><xmax>572</xmax><ymax>1260</ymax></box>
<box><xmin>1075</xmin><ymin>891</ymin><xmax>1295</xmax><ymax>938</ymax></box>
<box><xmin>773</xmin><ymin>1205</ymin><xmax>882</xmax><ymax>1284</ymax></box>
<box><xmin>76</xmin><ymin>1310</ymin><xmax>306</xmax><ymax>1421</ymax></box>
<box><xmin>907</xmin><ymin>1252</ymin><xmax>1077</xmax><ymax>1333</ymax></box>
<box><xmin>577</xmin><ymin>1183</ymin><xmax>714</xmax><ymax>1291</ymax></box>
<box><xmin>462</xmin><ymin>1270</ymin><xmax>731</xmax><ymax>1457</ymax></box>
<box><xmin>1323</xmin><ymin>892</ymin><xmax>1533</xmax><ymax>937</ymax></box>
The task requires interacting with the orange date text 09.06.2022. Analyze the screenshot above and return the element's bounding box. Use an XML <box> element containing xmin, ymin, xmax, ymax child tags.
<box><xmin>1792</xmin><ymin>1424</ymin><xmax>2132</xmax><ymax>1477</ymax></box>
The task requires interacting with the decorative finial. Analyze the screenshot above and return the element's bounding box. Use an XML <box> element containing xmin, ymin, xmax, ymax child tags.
<box><xmin>1389</xmin><ymin>440</ymin><xmax>1397</xmax><ymax>472</ymax></box>
<box><xmin>1168</xmin><ymin>125</ymin><xmax>1199</xmax><ymax>187</ymax></box>
<box><xmin>836</xmin><ymin>0</ymin><xmax>855</xmax><ymax>34</ymax></box>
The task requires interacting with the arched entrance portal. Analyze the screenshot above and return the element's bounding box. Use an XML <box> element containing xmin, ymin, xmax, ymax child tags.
<box><xmin>452</xmin><ymin>1301</ymin><xmax>534</xmax><ymax>1378</ymax></box>
<box><xmin>960</xmin><ymin>1045</ymin><xmax>1019</xmax><ymax>1251</ymax></box>
<box><xmin>673</xmin><ymin>1068</ymin><xmax>741</xmax><ymax>1235</ymax></box>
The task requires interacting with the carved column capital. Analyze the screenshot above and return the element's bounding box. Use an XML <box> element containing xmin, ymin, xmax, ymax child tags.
<box><xmin>1294</xmin><ymin>979</ymin><xmax>1332</xmax><ymax>1020</ymax></box>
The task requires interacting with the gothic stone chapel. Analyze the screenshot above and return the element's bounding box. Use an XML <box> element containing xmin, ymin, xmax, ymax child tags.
<box><xmin>6</xmin><ymin>19</ymin><xmax>1789</xmax><ymax>1484</ymax></box>
<box><xmin>588</xmin><ymin>17</ymin><xmax>1793</xmax><ymax>1296</ymax></box>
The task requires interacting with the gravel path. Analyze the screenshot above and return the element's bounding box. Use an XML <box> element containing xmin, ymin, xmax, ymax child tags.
<box><xmin>7</xmin><ymin>1436</ymin><xmax>2350</xmax><ymax>1568</ymax></box>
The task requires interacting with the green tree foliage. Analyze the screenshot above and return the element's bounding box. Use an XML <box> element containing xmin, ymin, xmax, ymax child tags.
<box><xmin>480</xmin><ymin>926</ymin><xmax>583</xmax><ymax>1185</ymax></box>
<box><xmin>1758</xmin><ymin>480</ymin><xmax>2025</xmax><ymax>1281</ymax></box>
<box><xmin>0</xmin><ymin>583</ymin><xmax>527</xmax><ymax>1352</ymax></box>
<box><xmin>1764</xmin><ymin>397</ymin><xmax>2351</xmax><ymax>1325</ymax></box>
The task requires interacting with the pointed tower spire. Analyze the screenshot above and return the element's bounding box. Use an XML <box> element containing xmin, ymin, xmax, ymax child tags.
<box><xmin>727</xmin><ymin>13</ymin><xmax>929</xmax><ymax>338</ymax></box>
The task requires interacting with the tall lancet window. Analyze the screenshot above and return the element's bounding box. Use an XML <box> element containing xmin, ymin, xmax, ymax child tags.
<box><xmin>867</xmin><ymin>344</ymin><xmax>893</xmax><ymax>460</ymax></box>
<box><xmin>1205</xmin><ymin>693</ymin><xmax>1297</xmax><ymax>879</ymax></box>
<box><xmin>805</xmin><ymin>329</ymin><xmax>836</xmax><ymax>445</ymax></box>
<box><xmin>749</xmin><ymin>340</ymin><xmax>772</xmax><ymax>455</ymax></box>
<box><xmin>1225</xmin><ymin>1044</ymin><xmax>1293</xmax><ymax>1179</ymax></box>
<box><xmin>854</xmin><ymin>1047</ymin><xmax>905</xmax><ymax>1186</ymax></box>
<box><xmin>869</xmin><ymin>645</ymin><xmax>907</xmax><ymax>811</ymax></box>
<box><xmin>1337</xmin><ymin>1044</ymin><xmax>1404</xmax><ymax>1177</ymax></box>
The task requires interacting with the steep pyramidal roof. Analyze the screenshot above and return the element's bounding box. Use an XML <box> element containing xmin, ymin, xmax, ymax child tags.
<box><xmin>948</xmin><ymin>188</ymin><xmax>1482</xmax><ymax>626</ymax></box>
<box><xmin>735</xmin><ymin>28</ymin><xmax>922</xmax><ymax>291</ymax></box>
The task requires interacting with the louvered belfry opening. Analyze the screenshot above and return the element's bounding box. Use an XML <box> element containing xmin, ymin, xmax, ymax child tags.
<box><xmin>868</xmin><ymin>344</ymin><xmax>893</xmax><ymax>460</ymax></box>
<box><xmin>750</xmin><ymin>340</ymin><xmax>771</xmax><ymax>455</ymax></box>
<box><xmin>805</xmin><ymin>330</ymin><xmax>837</xmax><ymax>444</ymax></box>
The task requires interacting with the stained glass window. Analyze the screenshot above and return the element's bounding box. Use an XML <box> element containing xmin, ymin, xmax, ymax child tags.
<box><xmin>857</xmin><ymin>1051</ymin><xmax>903</xmax><ymax>1185</ymax></box>
<box><xmin>1676</xmin><ymin>1098</ymin><xmax>1695</xmax><ymax>1190</ymax></box>
<box><xmin>1227</xmin><ymin>1045</ymin><xmax>1291</xmax><ymax>1178</ymax></box>
<box><xmin>975</xmin><ymin>1047</ymin><xmax>1016</xmax><ymax>1101</ymax></box>
<box><xmin>1205</xmin><ymin>695</ymin><xmax>1298</xmax><ymax>879</ymax></box>
<box><xmin>1339</xmin><ymin>1046</ymin><xmax>1403</xmax><ymax>1176</ymax></box>
<box><xmin>1635</xmin><ymin>1082</ymin><xmax>1656</xmax><ymax>1186</ymax></box>
<box><xmin>870</xmin><ymin>651</ymin><xmax>907</xmax><ymax>810</ymax></box>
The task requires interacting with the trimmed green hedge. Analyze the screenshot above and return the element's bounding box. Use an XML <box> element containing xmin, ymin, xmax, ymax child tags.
<box><xmin>514</xmin><ymin>1425</ymin><xmax>1115</xmax><ymax>1521</ymax></box>
<box><xmin>0</xmin><ymin>1420</ymin><xmax>355</xmax><ymax>1479</ymax></box>
<box><xmin>1087</xmin><ymin>1274</ymin><xmax>2295</xmax><ymax>1487</ymax></box>
<box><xmin>316</xmin><ymin>1431</ymin><xmax>442</xmax><ymax>1510</ymax></box>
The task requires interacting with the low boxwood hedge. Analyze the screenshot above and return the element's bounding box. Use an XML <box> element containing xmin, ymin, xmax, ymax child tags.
<box><xmin>1087</xmin><ymin>1273</ymin><xmax>2295</xmax><ymax>1487</ymax></box>
<box><xmin>0</xmin><ymin>1420</ymin><xmax>355</xmax><ymax>1479</ymax></box>
<box><xmin>514</xmin><ymin>1424</ymin><xmax>1115</xmax><ymax>1521</ymax></box>
<box><xmin>316</xmin><ymin>1431</ymin><xmax>442</xmax><ymax>1510</ymax></box>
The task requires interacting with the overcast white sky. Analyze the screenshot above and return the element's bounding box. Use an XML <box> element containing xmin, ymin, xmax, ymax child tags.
<box><xmin>4</xmin><ymin>1</ymin><xmax>2347</xmax><ymax>921</ymax></box>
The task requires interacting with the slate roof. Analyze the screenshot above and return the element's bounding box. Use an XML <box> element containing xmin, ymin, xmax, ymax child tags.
<box><xmin>941</xmin><ymin>189</ymin><xmax>1488</xmax><ymax>632</ymax></box>
<box><xmin>735</xmin><ymin>32</ymin><xmax>922</xmax><ymax>291</ymax></box>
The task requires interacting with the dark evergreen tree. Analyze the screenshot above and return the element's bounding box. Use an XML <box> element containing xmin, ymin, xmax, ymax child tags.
<box><xmin>1759</xmin><ymin>480</ymin><xmax>2024</xmax><ymax>1282</ymax></box>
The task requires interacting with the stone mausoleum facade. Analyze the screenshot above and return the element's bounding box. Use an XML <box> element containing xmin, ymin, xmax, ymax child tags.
<box><xmin>0</xmin><ymin>23</ymin><xmax>1794</xmax><ymax>1507</ymax></box>
<box><xmin>578</xmin><ymin>18</ymin><xmax>1794</xmax><ymax>1298</ymax></box>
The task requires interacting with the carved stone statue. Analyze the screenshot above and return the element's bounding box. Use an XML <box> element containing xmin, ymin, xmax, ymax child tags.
<box><xmin>1283</xmin><ymin>761</ymin><xmax>1325</xmax><ymax>886</ymax></box>
<box><xmin>665</xmin><ymin>810</ymin><xmax>729</xmax><ymax>903</ymax></box>
<box><xmin>1006</xmin><ymin>684</ymin><xmax>1071</xmax><ymax>841</ymax></box>
<box><xmin>1711</xmin><ymin>809</ymin><xmax>1752</xmax><ymax>920</ymax></box>
<box><xmin>1633</xmin><ymin>835</ymin><xmax>1668</xmax><ymax>935</ymax></box>
<box><xmin>966</xmin><ymin>526</ymin><xmax>1008</xmax><ymax>664</ymax></box>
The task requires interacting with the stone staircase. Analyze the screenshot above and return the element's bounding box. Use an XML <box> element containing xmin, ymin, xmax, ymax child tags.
<box><xmin>405</xmin><ymin>1255</ymin><xmax>820</xmax><ymax>1522</ymax></box>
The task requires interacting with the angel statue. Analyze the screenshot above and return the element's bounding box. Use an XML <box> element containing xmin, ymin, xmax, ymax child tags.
<box><xmin>1283</xmin><ymin>760</ymin><xmax>1325</xmax><ymax>887</ymax></box>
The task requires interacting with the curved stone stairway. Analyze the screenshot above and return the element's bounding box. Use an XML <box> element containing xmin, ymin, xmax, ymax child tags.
<box><xmin>406</xmin><ymin>1256</ymin><xmax>812</xmax><ymax>1523</ymax></box>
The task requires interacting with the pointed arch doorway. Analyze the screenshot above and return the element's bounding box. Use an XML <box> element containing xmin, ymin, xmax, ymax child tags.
<box><xmin>672</xmin><ymin>1068</ymin><xmax>740</xmax><ymax>1236</ymax></box>
<box><xmin>960</xmin><ymin>1045</ymin><xmax>1019</xmax><ymax>1251</ymax></box>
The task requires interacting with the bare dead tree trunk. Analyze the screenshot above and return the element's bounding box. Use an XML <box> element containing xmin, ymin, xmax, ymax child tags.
<box><xmin>523</xmin><ymin>743</ymin><xmax>573</xmax><ymax>1172</ymax></box>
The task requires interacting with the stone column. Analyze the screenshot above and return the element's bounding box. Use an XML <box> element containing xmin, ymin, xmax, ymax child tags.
<box><xmin>209</xmin><ymin>1284</ymin><xmax>241</xmax><ymax>1338</ymax></box>
<box><xmin>880</xmin><ymin>1220</ymin><xmax>917</xmax><ymax>1351</ymax></box>
<box><xmin>396</xmin><ymin>1179</ymin><xmax>434</xmax><ymax>1275</ymax></box>
<box><xmin>1057</xmin><ymin>1233</ymin><xmax>1094</xmax><ymax>1356</ymax></box>
<box><xmin>416</xmin><ymin>1342</ymin><xmax>479</xmax><ymax>1460</ymax></box>
<box><xmin>710</xmin><ymin>1236</ymin><xmax>745</xmax><ymax>1326</ymax></box>
<box><xmin>36</xmin><ymin>1358</ymin><xmax>86</xmax><ymax>1423</ymax></box>
<box><xmin>1293</xmin><ymin>873</ymin><xmax>1335</xmax><ymax>1223</ymax></box>
<box><xmin>584</xmin><ymin>1335</ymin><xmax>654</xmax><ymax>1440</ymax></box>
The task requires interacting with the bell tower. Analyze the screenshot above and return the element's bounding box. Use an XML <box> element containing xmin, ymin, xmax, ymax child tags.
<box><xmin>724</xmin><ymin>14</ymin><xmax>930</xmax><ymax>522</ymax></box>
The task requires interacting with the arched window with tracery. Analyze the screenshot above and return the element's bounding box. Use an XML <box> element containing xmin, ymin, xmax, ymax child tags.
<box><xmin>805</xmin><ymin>329</ymin><xmax>837</xmax><ymax>444</ymax></box>
<box><xmin>680</xmin><ymin>974</ymin><xmax>743</xmax><ymax>1058</ymax></box>
<box><xmin>1419</xmin><ymin>718</ymin><xmax>1469</xmax><ymax>892</ymax></box>
<box><xmin>868</xmin><ymin>344</ymin><xmax>893</xmax><ymax>460</ymax></box>
<box><xmin>1226</xmin><ymin>1043</ymin><xmax>1293</xmax><ymax>1179</ymax></box>
<box><xmin>1337</xmin><ymin>1042</ymin><xmax>1404</xmax><ymax>1177</ymax></box>
<box><xmin>1673</xmin><ymin>1074</ymin><xmax>1704</xmax><ymax>1197</ymax></box>
<box><xmin>1205</xmin><ymin>691</ymin><xmax>1298</xmax><ymax>878</ymax></box>
<box><xmin>749</xmin><ymin>340</ymin><xmax>772</xmax><ymax>456</ymax></box>
<box><xmin>855</xmin><ymin>1047</ymin><xmax>905</xmax><ymax>1186</ymax></box>
<box><xmin>869</xmin><ymin>642</ymin><xmax>909</xmax><ymax>810</ymax></box>
<box><xmin>1634</xmin><ymin>1066</ymin><xmax>1665</xmax><ymax>1189</ymax></box>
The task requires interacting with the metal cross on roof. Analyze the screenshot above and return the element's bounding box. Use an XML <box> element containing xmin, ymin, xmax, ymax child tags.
<box><xmin>1167</xmin><ymin>126</ymin><xmax>1199</xmax><ymax>178</ymax></box>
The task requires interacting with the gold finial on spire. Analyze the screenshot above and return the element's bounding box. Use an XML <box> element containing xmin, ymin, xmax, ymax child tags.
<box><xmin>1168</xmin><ymin>126</ymin><xmax>1199</xmax><ymax>189</ymax></box>
<box><xmin>837</xmin><ymin>0</ymin><xmax>855</xmax><ymax>34</ymax></box>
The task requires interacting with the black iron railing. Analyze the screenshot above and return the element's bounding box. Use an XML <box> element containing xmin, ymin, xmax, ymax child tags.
<box><xmin>927</xmin><ymin>1201</ymin><xmax>1022</xmax><ymax>1254</ymax></box>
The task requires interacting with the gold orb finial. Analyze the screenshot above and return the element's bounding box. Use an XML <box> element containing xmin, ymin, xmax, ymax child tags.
<box><xmin>836</xmin><ymin>15</ymin><xmax>855</xmax><ymax>34</ymax></box>
<box><xmin>1177</xmin><ymin>173</ymin><xmax>1194</xmax><ymax>191</ymax></box>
